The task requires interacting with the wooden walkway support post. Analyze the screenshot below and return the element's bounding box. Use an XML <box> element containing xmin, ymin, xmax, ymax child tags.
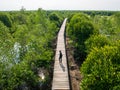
<box><xmin>52</xmin><ymin>18</ymin><xmax>70</xmax><ymax>90</ymax></box>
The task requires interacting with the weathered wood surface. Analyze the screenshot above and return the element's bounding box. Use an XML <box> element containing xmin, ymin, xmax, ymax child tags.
<box><xmin>52</xmin><ymin>18</ymin><xmax>70</xmax><ymax>90</ymax></box>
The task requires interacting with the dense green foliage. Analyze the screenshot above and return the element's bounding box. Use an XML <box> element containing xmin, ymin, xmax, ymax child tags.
<box><xmin>85</xmin><ymin>35</ymin><xmax>111</xmax><ymax>53</ymax></box>
<box><xmin>67</xmin><ymin>13</ymin><xmax>97</xmax><ymax>61</ymax></box>
<box><xmin>0</xmin><ymin>9</ymin><xmax>120</xmax><ymax>90</ymax></box>
<box><xmin>81</xmin><ymin>45</ymin><xmax>120</xmax><ymax>90</ymax></box>
<box><xmin>0</xmin><ymin>9</ymin><xmax>63</xmax><ymax>89</ymax></box>
<box><xmin>49</xmin><ymin>12</ymin><xmax>63</xmax><ymax>27</ymax></box>
<box><xmin>67</xmin><ymin>11</ymin><xmax>120</xmax><ymax>90</ymax></box>
<box><xmin>0</xmin><ymin>12</ymin><xmax>12</xmax><ymax>27</ymax></box>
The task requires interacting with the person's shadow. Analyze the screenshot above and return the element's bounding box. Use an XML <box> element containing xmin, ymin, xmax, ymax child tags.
<box><xmin>59</xmin><ymin>62</ymin><xmax>65</xmax><ymax>72</ymax></box>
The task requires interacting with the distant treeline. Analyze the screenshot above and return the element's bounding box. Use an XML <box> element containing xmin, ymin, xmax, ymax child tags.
<box><xmin>47</xmin><ymin>10</ymin><xmax>119</xmax><ymax>16</ymax></box>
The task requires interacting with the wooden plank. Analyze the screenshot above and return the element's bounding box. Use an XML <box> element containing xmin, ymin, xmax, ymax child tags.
<box><xmin>52</xmin><ymin>18</ymin><xmax>70</xmax><ymax>90</ymax></box>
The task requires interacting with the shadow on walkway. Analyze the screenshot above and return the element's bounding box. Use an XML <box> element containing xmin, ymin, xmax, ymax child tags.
<box><xmin>59</xmin><ymin>62</ymin><xmax>65</xmax><ymax>72</ymax></box>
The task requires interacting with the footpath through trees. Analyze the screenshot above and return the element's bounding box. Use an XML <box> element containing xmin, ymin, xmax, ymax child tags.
<box><xmin>52</xmin><ymin>18</ymin><xmax>70</xmax><ymax>90</ymax></box>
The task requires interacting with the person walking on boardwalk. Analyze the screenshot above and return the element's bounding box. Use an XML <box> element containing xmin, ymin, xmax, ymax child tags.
<box><xmin>59</xmin><ymin>50</ymin><xmax>63</xmax><ymax>63</ymax></box>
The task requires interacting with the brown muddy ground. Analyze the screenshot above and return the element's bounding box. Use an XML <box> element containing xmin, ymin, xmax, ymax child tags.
<box><xmin>66</xmin><ymin>37</ymin><xmax>83</xmax><ymax>90</ymax></box>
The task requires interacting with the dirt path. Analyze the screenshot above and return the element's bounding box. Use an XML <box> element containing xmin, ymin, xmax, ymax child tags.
<box><xmin>66</xmin><ymin>37</ymin><xmax>83</xmax><ymax>90</ymax></box>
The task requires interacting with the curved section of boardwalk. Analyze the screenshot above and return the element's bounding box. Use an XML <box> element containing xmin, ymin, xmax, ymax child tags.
<box><xmin>52</xmin><ymin>18</ymin><xmax>70</xmax><ymax>90</ymax></box>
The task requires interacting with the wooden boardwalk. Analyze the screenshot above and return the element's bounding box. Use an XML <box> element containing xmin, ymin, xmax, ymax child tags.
<box><xmin>52</xmin><ymin>18</ymin><xmax>70</xmax><ymax>90</ymax></box>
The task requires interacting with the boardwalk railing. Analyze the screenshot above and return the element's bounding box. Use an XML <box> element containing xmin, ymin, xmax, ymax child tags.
<box><xmin>52</xmin><ymin>18</ymin><xmax>70</xmax><ymax>90</ymax></box>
